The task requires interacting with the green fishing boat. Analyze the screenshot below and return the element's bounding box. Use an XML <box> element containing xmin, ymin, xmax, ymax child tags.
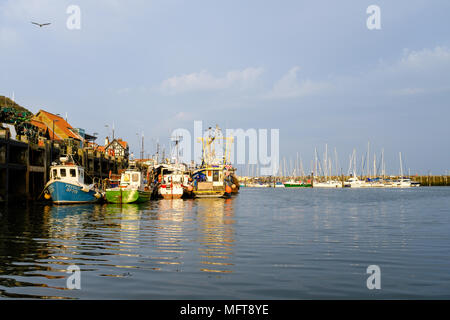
<box><xmin>106</xmin><ymin>166</ymin><xmax>152</xmax><ymax>204</ymax></box>
<box><xmin>105</xmin><ymin>188</ymin><xmax>151</xmax><ymax>203</ymax></box>
<box><xmin>283</xmin><ymin>179</ymin><xmax>312</xmax><ymax>188</ymax></box>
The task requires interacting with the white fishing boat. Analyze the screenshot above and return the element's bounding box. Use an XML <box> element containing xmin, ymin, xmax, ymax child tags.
<box><xmin>154</xmin><ymin>163</ymin><xmax>192</xmax><ymax>199</ymax></box>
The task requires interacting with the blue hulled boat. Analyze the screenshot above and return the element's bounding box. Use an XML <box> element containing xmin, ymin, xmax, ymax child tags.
<box><xmin>44</xmin><ymin>157</ymin><xmax>103</xmax><ymax>204</ymax></box>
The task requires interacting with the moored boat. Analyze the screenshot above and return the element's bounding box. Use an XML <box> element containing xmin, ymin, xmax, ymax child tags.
<box><xmin>283</xmin><ymin>179</ymin><xmax>312</xmax><ymax>188</ymax></box>
<box><xmin>44</xmin><ymin>157</ymin><xmax>103</xmax><ymax>204</ymax></box>
<box><xmin>313</xmin><ymin>180</ymin><xmax>342</xmax><ymax>188</ymax></box>
<box><xmin>192</xmin><ymin>165</ymin><xmax>237</xmax><ymax>198</ymax></box>
<box><xmin>105</xmin><ymin>165</ymin><xmax>151</xmax><ymax>203</ymax></box>
<box><xmin>154</xmin><ymin>163</ymin><xmax>193</xmax><ymax>199</ymax></box>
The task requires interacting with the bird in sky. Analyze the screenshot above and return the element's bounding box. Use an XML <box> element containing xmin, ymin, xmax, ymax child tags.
<box><xmin>31</xmin><ymin>22</ymin><xmax>51</xmax><ymax>28</ymax></box>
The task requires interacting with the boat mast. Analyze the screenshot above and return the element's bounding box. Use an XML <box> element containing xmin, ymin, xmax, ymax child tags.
<box><xmin>367</xmin><ymin>141</ymin><xmax>370</xmax><ymax>178</ymax></box>
<box><xmin>399</xmin><ymin>152</ymin><xmax>404</xmax><ymax>178</ymax></box>
<box><xmin>324</xmin><ymin>144</ymin><xmax>328</xmax><ymax>181</ymax></box>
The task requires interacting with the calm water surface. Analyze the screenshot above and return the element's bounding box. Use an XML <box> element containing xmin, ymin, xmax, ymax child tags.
<box><xmin>1</xmin><ymin>187</ymin><xmax>450</xmax><ymax>299</ymax></box>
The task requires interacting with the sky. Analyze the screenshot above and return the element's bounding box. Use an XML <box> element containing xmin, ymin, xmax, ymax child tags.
<box><xmin>1</xmin><ymin>0</ymin><xmax>450</xmax><ymax>175</ymax></box>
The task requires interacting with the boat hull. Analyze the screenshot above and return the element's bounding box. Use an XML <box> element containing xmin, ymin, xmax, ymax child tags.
<box><xmin>106</xmin><ymin>188</ymin><xmax>151</xmax><ymax>203</ymax></box>
<box><xmin>193</xmin><ymin>190</ymin><xmax>227</xmax><ymax>198</ymax></box>
<box><xmin>161</xmin><ymin>193</ymin><xmax>183</xmax><ymax>200</ymax></box>
<box><xmin>284</xmin><ymin>184</ymin><xmax>312</xmax><ymax>188</ymax></box>
<box><xmin>158</xmin><ymin>184</ymin><xmax>184</xmax><ymax>200</ymax></box>
<box><xmin>47</xmin><ymin>181</ymin><xmax>100</xmax><ymax>204</ymax></box>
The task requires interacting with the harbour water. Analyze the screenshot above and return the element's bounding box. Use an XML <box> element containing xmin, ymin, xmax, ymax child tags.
<box><xmin>1</xmin><ymin>187</ymin><xmax>450</xmax><ymax>299</ymax></box>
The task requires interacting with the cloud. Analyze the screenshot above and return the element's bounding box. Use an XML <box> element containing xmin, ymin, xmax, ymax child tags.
<box><xmin>265</xmin><ymin>66</ymin><xmax>332</xmax><ymax>99</ymax></box>
<box><xmin>159</xmin><ymin>67</ymin><xmax>264</xmax><ymax>94</ymax></box>
<box><xmin>378</xmin><ymin>46</ymin><xmax>450</xmax><ymax>96</ymax></box>
<box><xmin>398</xmin><ymin>46</ymin><xmax>450</xmax><ymax>70</ymax></box>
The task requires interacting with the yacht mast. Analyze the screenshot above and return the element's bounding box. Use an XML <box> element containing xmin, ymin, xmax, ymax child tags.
<box><xmin>399</xmin><ymin>152</ymin><xmax>404</xmax><ymax>178</ymax></box>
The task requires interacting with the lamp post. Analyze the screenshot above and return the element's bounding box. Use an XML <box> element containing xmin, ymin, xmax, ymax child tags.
<box><xmin>50</xmin><ymin>115</ymin><xmax>60</xmax><ymax>162</ymax></box>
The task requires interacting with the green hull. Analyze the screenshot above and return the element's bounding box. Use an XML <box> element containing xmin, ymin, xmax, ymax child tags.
<box><xmin>284</xmin><ymin>184</ymin><xmax>312</xmax><ymax>188</ymax></box>
<box><xmin>106</xmin><ymin>188</ymin><xmax>151</xmax><ymax>203</ymax></box>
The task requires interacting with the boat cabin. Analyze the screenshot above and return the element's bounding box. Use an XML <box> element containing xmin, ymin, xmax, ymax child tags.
<box><xmin>120</xmin><ymin>170</ymin><xmax>145</xmax><ymax>188</ymax></box>
<box><xmin>194</xmin><ymin>167</ymin><xmax>225</xmax><ymax>187</ymax></box>
<box><xmin>50</xmin><ymin>164</ymin><xmax>85</xmax><ymax>185</ymax></box>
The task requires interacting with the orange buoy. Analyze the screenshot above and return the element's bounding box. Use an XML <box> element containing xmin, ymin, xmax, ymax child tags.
<box><xmin>225</xmin><ymin>185</ymin><xmax>232</xmax><ymax>193</ymax></box>
<box><xmin>44</xmin><ymin>193</ymin><xmax>51</xmax><ymax>200</ymax></box>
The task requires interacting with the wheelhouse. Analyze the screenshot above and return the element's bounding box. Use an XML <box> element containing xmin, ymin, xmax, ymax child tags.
<box><xmin>50</xmin><ymin>165</ymin><xmax>85</xmax><ymax>184</ymax></box>
<box><xmin>120</xmin><ymin>170</ymin><xmax>143</xmax><ymax>188</ymax></box>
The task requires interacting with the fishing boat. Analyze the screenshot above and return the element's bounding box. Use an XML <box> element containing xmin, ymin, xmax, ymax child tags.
<box><xmin>192</xmin><ymin>125</ymin><xmax>239</xmax><ymax>198</ymax></box>
<box><xmin>274</xmin><ymin>181</ymin><xmax>285</xmax><ymax>188</ymax></box>
<box><xmin>154</xmin><ymin>163</ymin><xmax>192</xmax><ymax>199</ymax></box>
<box><xmin>44</xmin><ymin>156</ymin><xmax>103</xmax><ymax>204</ymax></box>
<box><xmin>192</xmin><ymin>165</ymin><xmax>238</xmax><ymax>198</ymax></box>
<box><xmin>105</xmin><ymin>163</ymin><xmax>152</xmax><ymax>203</ymax></box>
<box><xmin>283</xmin><ymin>179</ymin><xmax>312</xmax><ymax>188</ymax></box>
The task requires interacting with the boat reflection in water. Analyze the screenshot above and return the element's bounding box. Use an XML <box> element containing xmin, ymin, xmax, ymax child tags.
<box><xmin>0</xmin><ymin>197</ymin><xmax>236</xmax><ymax>299</ymax></box>
<box><xmin>194</xmin><ymin>198</ymin><xmax>235</xmax><ymax>274</ymax></box>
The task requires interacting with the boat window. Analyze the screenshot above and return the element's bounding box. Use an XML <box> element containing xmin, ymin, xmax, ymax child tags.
<box><xmin>132</xmin><ymin>173</ymin><xmax>139</xmax><ymax>182</ymax></box>
<box><xmin>52</xmin><ymin>169</ymin><xmax>57</xmax><ymax>178</ymax></box>
<box><xmin>60</xmin><ymin>169</ymin><xmax>66</xmax><ymax>177</ymax></box>
<box><xmin>213</xmin><ymin>171</ymin><xmax>219</xmax><ymax>182</ymax></box>
<box><xmin>123</xmin><ymin>174</ymin><xmax>130</xmax><ymax>182</ymax></box>
<box><xmin>70</xmin><ymin>169</ymin><xmax>77</xmax><ymax>177</ymax></box>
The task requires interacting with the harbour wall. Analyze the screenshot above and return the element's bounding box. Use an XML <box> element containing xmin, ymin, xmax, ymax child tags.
<box><xmin>0</xmin><ymin>137</ymin><xmax>127</xmax><ymax>202</ymax></box>
<box><xmin>239</xmin><ymin>175</ymin><xmax>450</xmax><ymax>187</ymax></box>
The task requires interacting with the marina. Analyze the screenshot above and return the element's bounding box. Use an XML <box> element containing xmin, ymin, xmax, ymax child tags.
<box><xmin>1</xmin><ymin>0</ymin><xmax>450</xmax><ymax>304</ymax></box>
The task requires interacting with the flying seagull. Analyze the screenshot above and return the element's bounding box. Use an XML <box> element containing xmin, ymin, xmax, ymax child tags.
<box><xmin>31</xmin><ymin>22</ymin><xmax>51</xmax><ymax>28</ymax></box>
